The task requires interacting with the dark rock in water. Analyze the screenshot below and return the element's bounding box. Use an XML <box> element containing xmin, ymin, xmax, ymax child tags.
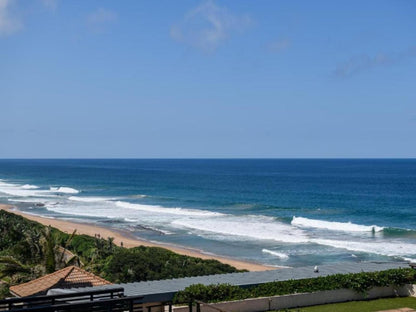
<box><xmin>128</xmin><ymin>224</ymin><xmax>165</xmax><ymax>236</ymax></box>
<box><xmin>100</xmin><ymin>219</ymin><xmax>125</xmax><ymax>224</ymax></box>
<box><xmin>35</xmin><ymin>203</ymin><xmax>45</xmax><ymax>207</ymax></box>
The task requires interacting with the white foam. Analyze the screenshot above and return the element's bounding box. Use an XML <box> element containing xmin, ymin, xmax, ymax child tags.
<box><xmin>21</xmin><ymin>184</ymin><xmax>39</xmax><ymax>189</ymax></box>
<box><xmin>171</xmin><ymin>216</ymin><xmax>309</xmax><ymax>243</ymax></box>
<box><xmin>130</xmin><ymin>194</ymin><xmax>147</xmax><ymax>198</ymax></box>
<box><xmin>262</xmin><ymin>249</ymin><xmax>289</xmax><ymax>260</ymax></box>
<box><xmin>7</xmin><ymin>198</ymin><xmax>56</xmax><ymax>204</ymax></box>
<box><xmin>312</xmin><ymin>238</ymin><xmax>416</xmax><ymax>257</ymax></box>
<box><xmin>403</xmin><ymin>257</ymin><xmax>416</xmax><ymax>263</ymax></box>
<box><xmin>0</xmin><ymin>181</ymin><xmax>52</xmax><ymax>197</ymax></box>
<box><xmin>124</xmin><ymin>218</ymin><xmax>138</xmax><ymax>222</ymax></box>
<box><xmin>115</xmin><ymin>201</ymin><xmax>223</xmax><ymax>217</ymax></box>
<box><xmin>50</xmin><ymin>187</ymin><xmax>79</xmax><ymax>194</ymax></box>
<box><xmin>292</xmin><ymin>216</ymin><xmax>384</xmax><ymax>233</ymax></box>
<box><xmin>68</xmin><ymin>196</ymin><xmax>116</xmax><ymax>202</ymax></box>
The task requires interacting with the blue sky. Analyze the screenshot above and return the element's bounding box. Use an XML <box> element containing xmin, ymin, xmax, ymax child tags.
<box><xmin>1</xmin><ymin>0</ymin><xmax>415</xmax><ymax>158</ymax></box>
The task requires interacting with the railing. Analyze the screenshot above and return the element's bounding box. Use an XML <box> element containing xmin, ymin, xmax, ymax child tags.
<box><xmin>192</xmin><ymin>301</ymin><xmax>228</xmax><ymax>312</ymax></box>
<box><xmin>0</xmin><ymin>295</ymin><xmax>146</xmax><ymax>312</ymax></box>
<box><xmin>0</xmin><ymin>287</ymin><xmax>131</xmax><ymax>311</ymax></box>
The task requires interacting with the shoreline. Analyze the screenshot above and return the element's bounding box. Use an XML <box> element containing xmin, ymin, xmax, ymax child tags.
<box><xmin>0</xmin><ymin>204</ymin><xmax>275</xmax><ymax>272</ymax></box>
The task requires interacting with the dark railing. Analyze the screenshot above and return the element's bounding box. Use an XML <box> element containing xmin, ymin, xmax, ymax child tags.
<box><xmin>0</xmin><ymin>295</ymin><xmax>146</xmax><ymax>312</ymax></box>
<box><xmin>0</xmin><ymin>287</ymin><xmax>145</xmax><ymax>312</ymax></box>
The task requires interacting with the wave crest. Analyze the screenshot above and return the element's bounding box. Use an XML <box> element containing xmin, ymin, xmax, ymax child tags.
<box><xmin>292</xmin><ymin>216</ymin><xmax>383</xmax><ymax>233</ymax></box>
<box><xmin>262</xmin><ymin>249</ymin><xmax>289</xmax><ymax>260</ymax></box>
<box><xmin>115</xmin><ymin>201</ymin><xmax>223</xmax><ymax>217</ymax></box>
<box><xmin>50</xmin><ymin>187</ymin><xmax>79</xmax><ymax>194</ymax></box>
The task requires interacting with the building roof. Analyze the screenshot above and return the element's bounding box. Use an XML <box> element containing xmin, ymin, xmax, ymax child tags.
<box><xmin>59</xmin><ymin>261</ymin><xmax>409</xmax><ymax>303</ymax></box>
<box><xmin>9</xmin><ymin>266</ymin><xmax>112</xmax><ymax>297</ymax></box>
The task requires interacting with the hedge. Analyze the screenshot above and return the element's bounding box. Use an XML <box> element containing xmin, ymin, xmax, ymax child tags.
<box><xmin>173</xmin><ymin>268</ymin><xmax>416</xmax><ymax>304</ymax></box>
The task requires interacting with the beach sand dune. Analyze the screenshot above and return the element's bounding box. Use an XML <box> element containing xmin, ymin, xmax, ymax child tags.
<box><xmin>0</xmin><ymin>204</ymin><xmax>274</xmax><ymax>272</ymax></box>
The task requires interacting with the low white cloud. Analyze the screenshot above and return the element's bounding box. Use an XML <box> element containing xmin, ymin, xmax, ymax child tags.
<box><xmin>333</xmin><ymin>46</ymin><xmax>416</xmax><ymax>78</ymax></box>
<box><xmin>0</xmin><ymin>0</ymin><xmax>22</xmax><ymax>36</ymax></box>
<box><xmin>87</xmin><ymin>8</ymin><xmax>118</xmax><ymax>33</ymax></box>
<box><xmin>171</xmin><ymin>0</ymin><xmax>252</xmax><ymax>53</ymax></box>
<box><xmin>267</xmin><ymin>38</ymin><xmax>291</xmax><ymax>53</ymax></box>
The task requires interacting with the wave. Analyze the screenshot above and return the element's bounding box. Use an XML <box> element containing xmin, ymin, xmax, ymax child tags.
<box><xmin>312</xmin><ymin>238</ymin><xmax>416</xmax><ymax>257</ymax></box>
<box><xmin>68</xmin><ymin>196</ymin><xmax>116</xmax><ymax>202</ymax></box>
<box><xmin>7</xmin><ymin>198</ymin><xmax>57</xmax><ymax>204</ymax></box>
<box><xmin>171</xmin><ymin>216</ymin><xmax>309</xmax><ymax>243</ymax></box>
<box><xmin>291</xmin><ymin>216</ymin><xmax>384</xmax><ymax>233</ymax></box>
<box><xmin>0</xmin><ymin>181</ymin><xmax>51</xmax><ymax>197</ymax></box>
<box><xmin>50</xmin><ymin>187</ymin><xmax>79</xmax><ymax>194</ymax></box>
<box><xmin>129</xmin><ymin>194</ymin><xmax>147</xmax><ymax>198</ymax></box>
<box><xmin>114</xmin><ymin>201</ymin><xmax>223</xmax><ymax>217</ymax></box>
<box><xmin>262</xmin><ymin>249</ymin><xmax>289</xmax><ymax>260</ymax></box>
<box><xmin>402</xmin><ymin>257</ymin><xmax>416</xmax><ymax>263</ymax></box>
<box><xmin>21</xmin><ymin>184</ymin><xmax>39</xmax><ymax>189</ymax></box>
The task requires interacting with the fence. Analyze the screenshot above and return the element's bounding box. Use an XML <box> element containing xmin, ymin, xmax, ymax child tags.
<box><xmin>0</xmin><ymin>287</ymin><xmax>147</xmax><ymax>312</ymax></box>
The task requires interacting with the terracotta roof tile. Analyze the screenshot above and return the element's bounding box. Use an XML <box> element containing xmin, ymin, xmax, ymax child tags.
<box><xmin>9</xmin><ymin>266</ymin><xmax>112</xmax><ymax>297</ymax></box>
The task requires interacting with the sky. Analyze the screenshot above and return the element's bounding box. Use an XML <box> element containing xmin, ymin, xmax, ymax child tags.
<box><xmin>1</xmin><ymin>0</ymin><xmax>415</xmax><ymax>158</ymax></box>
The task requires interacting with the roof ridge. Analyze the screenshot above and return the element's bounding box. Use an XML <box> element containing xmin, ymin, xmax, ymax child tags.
<box><xmin>62</xmin><ymin>266</ymin><xmax>75</xmax><ymax>280</ymax></box>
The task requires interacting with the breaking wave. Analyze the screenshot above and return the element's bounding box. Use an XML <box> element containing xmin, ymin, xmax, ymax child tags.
<box><xmin>311</xmin><ymin>238</ymin><xmax>416</xmax><ymax>258</ymax></box>
<box><xmin>68</xmin><ymin>196</ymin><xmax>116</xmax><ymax>202</ymax></box>
<box><xmin>171</xmin><ymin>216</ymin><xmax>309</xmax><ymax>243</ymax></box>
<box><xmin>114</xmin><ymin>201</ymin><xmax>223</xmax><ymax>217</ymax></box>
<box><xmin>50</xmin><ymin>187</ymin><xmax>79</xmax><ymax>194</ymax></box>
<box><xmin>292</xmin><ymin>216</ymin><xmax>384</xmax><ymax>233</ymax></box>
<box><xmin>262</xmin><ymin>249</ymin><xmax>289</xmax><ymax>260</ymax></box>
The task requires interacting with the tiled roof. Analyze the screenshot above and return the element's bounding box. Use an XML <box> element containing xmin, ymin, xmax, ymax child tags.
<box><xmin>9</xmin><ymin>266</ymin><xmax>112</xmax><ymax>297</ymax></box>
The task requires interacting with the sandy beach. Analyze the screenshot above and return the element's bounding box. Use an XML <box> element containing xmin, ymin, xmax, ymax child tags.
<box><xmin>0</xmin><ymin>204</ymin><xmax>274</xmax><ymax>272</ymax></box>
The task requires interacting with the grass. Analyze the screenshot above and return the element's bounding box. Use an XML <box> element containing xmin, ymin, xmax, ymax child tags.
<box><xmin>279</xmin><ymin>297</ymin><xmax>416</xmax><ymax>312</ymax></box>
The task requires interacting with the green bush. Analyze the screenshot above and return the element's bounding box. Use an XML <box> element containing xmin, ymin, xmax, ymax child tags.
<box><xmin>174</xmin><ymin>283</ymin><xmax>250</xmax><ymax>303</ymax></box>
<box><xmin>0</xmin><ymin>209</ymin><xmax>242</xmax><ymax>288</ymax></box>
<box><xmin>173</xmin><ymin>268</ymin><xmax>416</xmax><ymax>304</ymax></box>
<box><xmin>101</xmin><ymin>246</ymin><xmax>241</xmax><ymax>283</ymax></box>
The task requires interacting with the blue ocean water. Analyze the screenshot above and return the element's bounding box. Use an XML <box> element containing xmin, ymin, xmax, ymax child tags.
<box><xmin>0</xmin><ymin>159</ymin><xmax>415</xmax><ymax>267</ymax></box>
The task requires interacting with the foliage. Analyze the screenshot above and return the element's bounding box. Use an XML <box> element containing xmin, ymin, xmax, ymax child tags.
<box><xmin>101</xmin><ymin>246</ymin><xmax>239</xmax><ymax>283</ymax></box>
<box><xmin>174</xmin><ymin>283</ymin><xmax>249</xmax><ymax>303</ymax></box>
<box><xmin>0</xmin><ymin>209</ymin><xmax>241</xmax><ymax>298</ymax></box>
<box><xmin>173</xmin><ymin>268</ymin><xmax>416</xmax><ymax>304</ymax></box>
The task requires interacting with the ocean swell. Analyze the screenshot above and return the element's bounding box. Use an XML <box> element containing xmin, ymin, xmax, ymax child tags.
<box><xmin>292</xmin><ymin>216</ymin><xmax>384</xmax><ymax>233</ymax></box>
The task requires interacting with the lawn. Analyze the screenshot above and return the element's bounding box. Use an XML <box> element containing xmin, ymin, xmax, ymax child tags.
<box><xmin>280</xmin><ymin>297</ymin><xmax>416</xmax><ymax>312</ymax></box>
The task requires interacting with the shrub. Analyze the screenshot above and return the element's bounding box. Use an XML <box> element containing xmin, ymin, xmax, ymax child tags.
<box><xmin>173</xmin><ymin>268</ymin><xmax>416</xmax><ymax>304</ymax></box>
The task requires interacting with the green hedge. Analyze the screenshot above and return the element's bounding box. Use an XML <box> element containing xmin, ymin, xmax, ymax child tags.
<box><xmin>173</xmin><ymin>268</ymin><xmax>416</xmax><ymax>304</ymax></box>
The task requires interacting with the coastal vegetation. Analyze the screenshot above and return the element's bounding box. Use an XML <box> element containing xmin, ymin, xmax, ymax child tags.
<box><xmin>0</xmin><ymin>210</ymin><xmax>241</xmax><ymax>298</ymax></box>
<box><xmin>173</xmin><ymin>268</ymin><xmax>416</xmax><ymax>304</ymax></box>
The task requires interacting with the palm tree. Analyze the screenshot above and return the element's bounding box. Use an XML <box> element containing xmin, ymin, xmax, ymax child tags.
<box><xmin>0</xmin><ymin>256</ymin><xmax>31</xmax><ymax>279</ymax></box>
<box><xmin>56</xmin><ymin>229</ymin><xmax>78</xmax><ymax>269</ymax></box>
<box><xmin>40</xmin><ymin>226</ymin><xmax>56</xmax><ymax>274</ymax></box>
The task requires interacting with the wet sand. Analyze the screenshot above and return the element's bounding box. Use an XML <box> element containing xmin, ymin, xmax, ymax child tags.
<box><xmin>0</xmin><ymin>204</ymin><xmax>275</xmax><ymax>271</ymax></box>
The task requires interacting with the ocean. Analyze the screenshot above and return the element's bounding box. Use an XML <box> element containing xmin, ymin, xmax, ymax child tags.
<box><xmin>0</xmin><ymin>159</ymin><xmax>415</xmax><ymax>267</ymax></box>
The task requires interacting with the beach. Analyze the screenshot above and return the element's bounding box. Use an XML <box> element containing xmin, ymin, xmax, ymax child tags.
<box><xmin>1</xmin><ymin>159</ymin><xmax>415</xmax><ymax>266</ymax></box>
<box><xmin>0</xmin><ymin>204</ymin><xmax>273</xmax><ymax>272</ymax></box>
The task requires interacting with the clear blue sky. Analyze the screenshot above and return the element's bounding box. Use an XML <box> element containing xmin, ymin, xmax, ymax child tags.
<box><xmin>1</xmin><ymin>0</ymin><xmax>415</xmax><ymax>158</ymax></box>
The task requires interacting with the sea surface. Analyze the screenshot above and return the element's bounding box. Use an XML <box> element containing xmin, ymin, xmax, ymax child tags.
<box><xmin>0</xmin><ymin>159</ymin><xmax>415</xmax><ymax>267</ymax></box>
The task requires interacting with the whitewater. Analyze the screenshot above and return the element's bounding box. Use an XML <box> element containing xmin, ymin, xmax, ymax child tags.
<box><xmin>0</xmin><ymin>159</ymin><xmax>415</xmax><ymax>267</ymax></box>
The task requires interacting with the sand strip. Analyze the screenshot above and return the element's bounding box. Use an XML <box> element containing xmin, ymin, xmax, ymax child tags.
<box><xmin>0</xmin><ymin>204</ymin><xmax>274</xmax><ymax>272</ymax></box>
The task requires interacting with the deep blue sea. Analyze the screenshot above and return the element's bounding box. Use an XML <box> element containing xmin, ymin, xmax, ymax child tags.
<box><xmin>1</xmin><ymin>159</ymin><xmax>415</xmax><ymax>267</ymax></box>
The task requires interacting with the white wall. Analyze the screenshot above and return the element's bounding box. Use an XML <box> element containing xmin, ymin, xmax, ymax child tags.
<box><xmin>173</xmin><ymin>284</ymin><xmax>416</xmax><ymax>312</ymax></box>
